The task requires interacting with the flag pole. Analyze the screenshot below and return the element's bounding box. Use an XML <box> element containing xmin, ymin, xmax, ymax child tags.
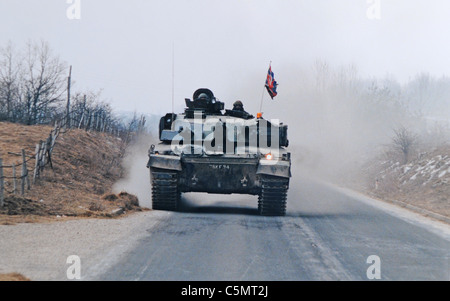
<box><xmin>259</xmin><ymin>61</ymin><xmax>271</xmax><ymax>115</ymax></box>
<box><xmin>259</xmin><ymin>84</ymin><xmax>265</xmax><ymax>113</ymax></box>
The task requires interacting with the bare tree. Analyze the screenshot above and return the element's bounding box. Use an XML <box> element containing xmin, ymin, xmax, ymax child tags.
<box><xmin>22</xmin><ymin>40</ymin><xmax>67</xmax><ymax>125</ymax></box>
<box><xmin>403</xmin><ymin>72</ymin><xmax>441</xmax><ymax>119</ymax></box>
<box><xmin>313</xmin><ymin>59</ymin><xmax>329</xmax><ymax>92</ymax></box>
<box><xmin>334</xmin><ymin>63</ymin><xmax>359</xmax><ymax>92</ymax></box>
<box><xmin>66</xmin><ymin>89</ymin><xmax>128</xmax><ymax>136</ymax></box>
<box><xmin>391</xmin><ymin>126</ymin><xmax>417</xmax><ymax>164</ymax></box>
<box><xmin>0</xmin><ymin>40</ymin><xmax>144</xmax><ymax>141</ymax></box>
<box><xmin>0</xmin><ymin>42</ymin><xmax>22</xmax><ymax>121</ymax></box>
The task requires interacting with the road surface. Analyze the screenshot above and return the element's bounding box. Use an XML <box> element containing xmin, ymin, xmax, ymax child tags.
<box><xmin>92</xmin><ymin>175</ymin><xmax>450</xmax><ymax>281</ymax></box>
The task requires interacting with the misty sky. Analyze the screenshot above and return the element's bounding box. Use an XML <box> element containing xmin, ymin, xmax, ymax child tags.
<box><xmin>1</xmin><ymin>0</ymin><xmax>450</xmax><ymax>116</ymax></box>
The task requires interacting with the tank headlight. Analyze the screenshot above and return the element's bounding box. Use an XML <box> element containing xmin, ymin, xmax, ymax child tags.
<box><xmin>265</xmin><ymin>153</ymin><xmax>273</xmax><ymax>160</ymax></box>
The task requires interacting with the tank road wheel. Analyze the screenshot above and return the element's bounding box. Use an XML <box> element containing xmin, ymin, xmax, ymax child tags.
<box><xmin>150</xmin><ymin>168</ymin><xmax>180</xmax><ymax>211</ymax></box>
<box><xmin>258</xmin><ymin>195</ymin><xmax>262</xmax><ymax>214</ymax></box>
<box><xmin>258</xmin><ymin>175</ymin><xmax>289</xmax><ymax>216</ymax></box>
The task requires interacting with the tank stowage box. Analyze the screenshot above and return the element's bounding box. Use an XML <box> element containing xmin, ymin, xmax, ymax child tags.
<box><xmin>147</xmin><ymin>88</ymin><xmax>291</xmax><ymax>216</ymax></box>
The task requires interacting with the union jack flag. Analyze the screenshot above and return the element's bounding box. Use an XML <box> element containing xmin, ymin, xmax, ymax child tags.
<box><xmin>265</xmin><ymin>66</ymin><xmax>278</xmax><ymax>99</ymax></box>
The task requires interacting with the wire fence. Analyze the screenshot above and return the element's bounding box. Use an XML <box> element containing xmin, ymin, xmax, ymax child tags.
<box><xmin>0</xmin><ymin>122</ymin><xmax>62</xmax><ymax>207</ymax></box>
<box><xmin>0</xmin><ymin>113</ymin><xmax>146</xmax><ymax>207</ymax></box>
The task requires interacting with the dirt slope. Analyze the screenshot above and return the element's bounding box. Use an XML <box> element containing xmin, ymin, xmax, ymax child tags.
<box><xmin>0</xmin><ymin>122</ymin><xmax>142</xmax><ymax>224</ymax></box>
<box><xmin>362</xmin><ymin>143</ymin><xmax>450</xmax><ymax>218</ymax></box>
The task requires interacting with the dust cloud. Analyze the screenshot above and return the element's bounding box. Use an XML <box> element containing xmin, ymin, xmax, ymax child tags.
<box><xmin>237</xmin><ymin>61</ymin><xmax>449</xmax><ymax>185</ymax></box>
<box><xmin>112</xmin><ymin>133</ymin><xmax>157</xmax><ymax>208</ymax></box>
<box><xmin>113</xmin><ymin>60</ymin><xmax>449</xmax><ymax>209</ymax></box>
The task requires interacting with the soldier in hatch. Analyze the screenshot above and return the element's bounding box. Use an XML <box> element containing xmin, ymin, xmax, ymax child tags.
<box><xmin>233</xmin><ymin>100</ymin><xmax>244</xmax><ymax>111</ymax></box>
<box><xmin>230</xmin><ymin>100</ymin><xmax>253</xmax><ymax>119</ymax></box>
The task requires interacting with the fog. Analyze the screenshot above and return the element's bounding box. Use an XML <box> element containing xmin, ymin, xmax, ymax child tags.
<box><xmin>2</xmin><ymin>0</ymin><xmax>450</xmax><ymax>202</ymax></box>
<box><xmin>113</xmin><ymin>59</ymin><xmax>450</xmax><ymax>206</ymax></box>
<box><xmin>2</xmin><ymin>1</ymin><xmax>450</xmax><ymax>115</ymax></box>
<box><xmin>217</xmin><ymin>57</ymin><xmax>449</xmax><ymax>181</ymax></box>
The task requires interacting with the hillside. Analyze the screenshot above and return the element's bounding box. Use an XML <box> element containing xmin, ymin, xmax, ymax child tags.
<box><xmin>0</xmin><ymin>122</ymin><xmax>143</xmax><ymax>224</ymax></box>
<box><xmin>362</xmin><ymin>143</ymin><xmax>450</xmax><ymax>219</ymax></box>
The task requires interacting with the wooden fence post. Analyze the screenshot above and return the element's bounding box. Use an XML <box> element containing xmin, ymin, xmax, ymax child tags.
<box><xmin>39</xmin><ymin>141</ymin><xmax>45</xmax><ymax>172</ymax></box>
<box><xmin>0</xmin><ymin>158</ymin><xmax>4</xmax><ymax>207</ymax></box>
<box><xmin>21</xmin><ymin>149</ymin><xmax>28</xmax><ymax>194</ymax></box>
<box><xmin>24</xmin><ymin>150</ymin><xmax>30</xmax><ymax>191</ymax></box>
<box><xmin>12</xmin><ymin>163</ymin><xmax>16</xmax><ymax>194</ymax></box>
<box><xmin>41</xmin><ymin>141</ymin><xmax>48</xmax><ymax>169</ymax></box>
<box><xmin>33</xmin><ymin>144</ymin><xmax>40</xmax><ymax>183</ymax></box>
<box><xmin>50</xmin><ymin>128</ymin><xmax>58</xmax><ymax>152</ymax></box>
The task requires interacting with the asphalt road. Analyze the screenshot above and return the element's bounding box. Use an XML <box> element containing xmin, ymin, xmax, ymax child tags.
<box><xmin>96</xmin><ymin>176</ymin><xmax>450</xmax><ymax>281</ymax></box>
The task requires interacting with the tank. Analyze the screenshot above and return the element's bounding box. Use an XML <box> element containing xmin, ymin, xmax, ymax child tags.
<box><xmin>147</xmin><ymin>88</ymin><xmax>291</xmax><ymax>216</ymax></box>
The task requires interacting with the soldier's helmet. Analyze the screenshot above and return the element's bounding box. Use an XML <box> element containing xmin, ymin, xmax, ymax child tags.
<box><xmin>197</xmin><ymin>93</ymin><xmax>210</xmax><ymax>101</ymax></box>
<box><xmin>233</xmin><ymin>100</ymin><xmax>244</xmax><ymax>111</ymax></box>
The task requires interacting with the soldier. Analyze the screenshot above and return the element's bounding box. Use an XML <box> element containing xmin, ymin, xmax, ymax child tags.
<box><xmin>229</xmin><ymin>100</ymin><xmax>253</xmax><ymax>119</ymax></box>
<box><xmin>233</xmin><ymin>100</ymin><xmax>244</xmax><ymax>111</ymax></box>
<box><xmin>197</xmin><ymin>93</ymin><xmax>210</xmax><ymax>102</ymax></box>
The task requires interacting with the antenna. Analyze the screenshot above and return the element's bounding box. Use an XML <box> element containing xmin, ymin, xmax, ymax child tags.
<box><xmin>172</xmin><ymin>42</ymin><xmax>175</xmax><ymax>115</ymax></box>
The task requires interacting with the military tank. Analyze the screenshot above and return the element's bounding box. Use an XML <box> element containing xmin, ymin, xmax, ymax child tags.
<box><xmin>147</xmin><ymin>88</ymin><xmax>291</xmax><ymax>216</ymax></box>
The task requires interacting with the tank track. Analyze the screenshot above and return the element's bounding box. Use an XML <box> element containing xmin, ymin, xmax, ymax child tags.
<box><xmin>258</xmin><ymin>175</ymin><xmax>289</xmax><ymax>216</ymax></box>
<box><xmin>150</xmin><ymin>168</ymin><xmax>180</xmax><ymax>211</ymax></box>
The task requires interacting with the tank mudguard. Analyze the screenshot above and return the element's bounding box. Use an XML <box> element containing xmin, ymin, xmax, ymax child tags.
<box><xmin>256</xmin><ymin>159</ymin><xmax>291</xmax><ymax>178</ymax></box>
<box><xmin>148</xmin><ymin>154</ymin><xmax>182</xmax><ymax>171</ymax></box>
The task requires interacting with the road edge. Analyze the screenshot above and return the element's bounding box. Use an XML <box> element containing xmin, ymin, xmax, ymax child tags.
<box><xmin>321</xmin><ymin>181</ymin><xmax>450</xmax><ymax>241</ymax></box>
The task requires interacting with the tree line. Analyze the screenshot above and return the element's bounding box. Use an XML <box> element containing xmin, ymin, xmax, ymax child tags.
<box><xmin>0</xmin><ymin>40</ymin><xmax>145</xmax><ymax>137</ymax></box>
